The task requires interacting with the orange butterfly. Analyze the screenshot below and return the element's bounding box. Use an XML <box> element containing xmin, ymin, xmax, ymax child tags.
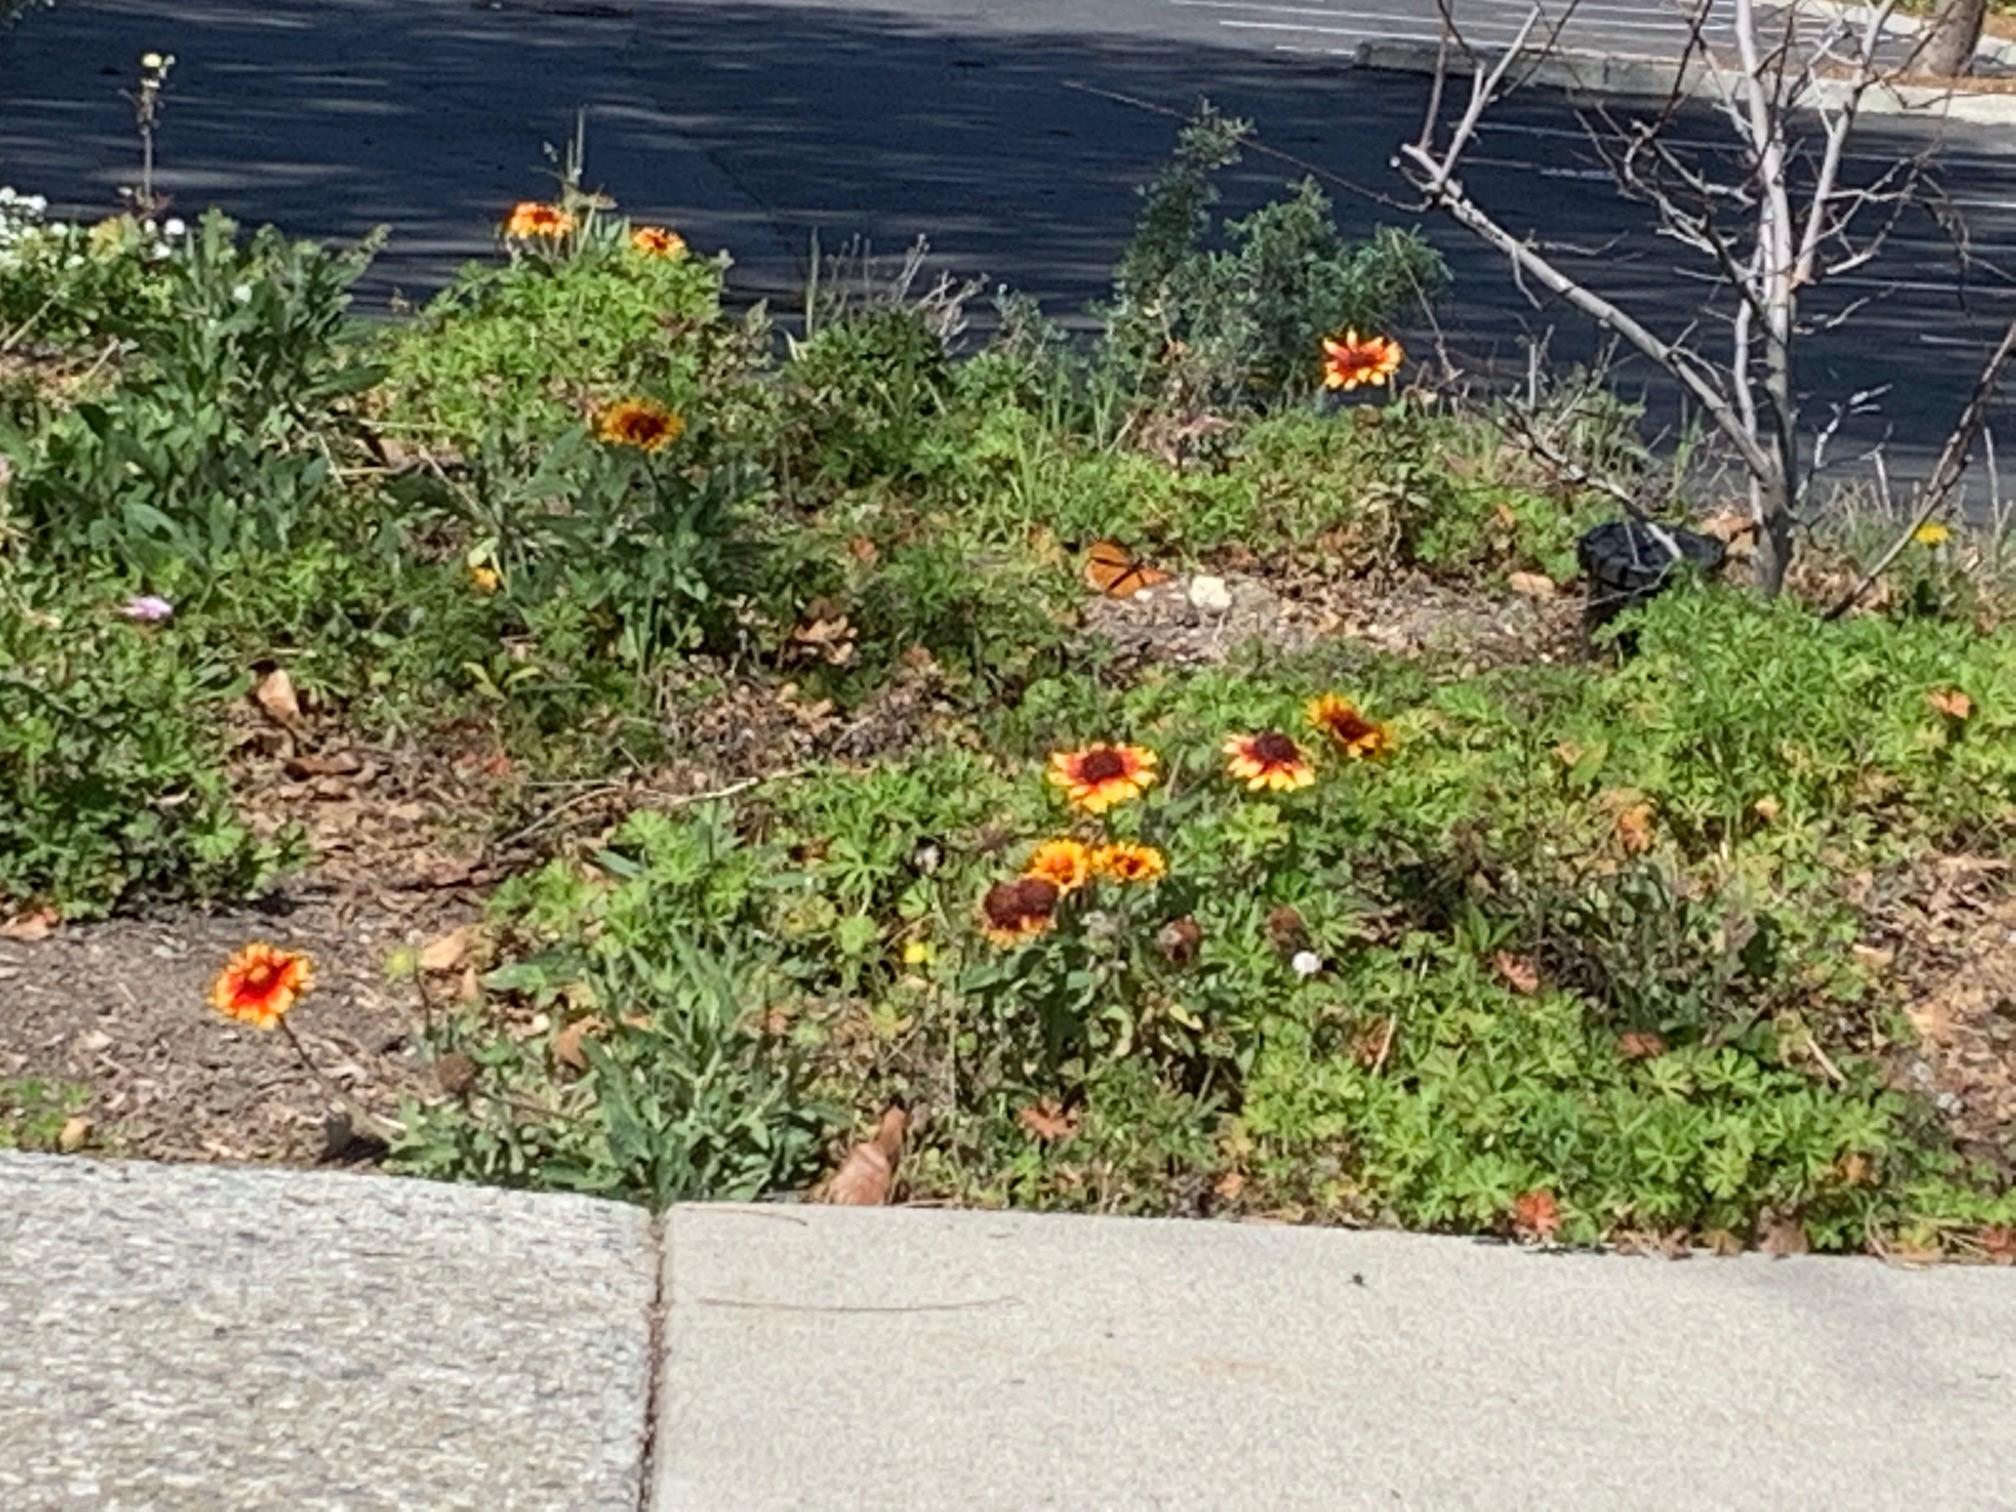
<box><xmin>1083</xmin><ymin>540</ymin><xmax>1169</xmax><ymax>600</ymax></box>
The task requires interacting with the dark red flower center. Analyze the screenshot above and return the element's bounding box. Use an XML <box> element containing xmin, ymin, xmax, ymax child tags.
<box><xmin>1251</xmin><ymin>732</ymin><xmax>1301</xmax><ymax>766</ymax></box>
<box><xmin>1078</xmin><ymin>748</ymin><xmax>1127</xmax><ymax>784</ymax></box>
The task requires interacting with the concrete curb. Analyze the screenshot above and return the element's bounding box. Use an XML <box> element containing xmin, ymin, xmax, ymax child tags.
<box><xmin>1355</xmin><ymin>38</ymin><xmax>2016</xmax><ymax>123</ymax></box>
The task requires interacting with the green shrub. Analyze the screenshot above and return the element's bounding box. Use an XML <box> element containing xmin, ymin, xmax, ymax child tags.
<box><xmin>0</xmin><ymin>571</ymin><xmax>298</xmax><ymax>914</ymax></box>
<box><xmin>378</xmin><ymin>233</ymin><xmax>725</xmax><ymax>446</ymax></box>
<box><xmin>1104</xmin><ymin>104</ymin><xmax>1446</xmax><ymax>409</ymax></box>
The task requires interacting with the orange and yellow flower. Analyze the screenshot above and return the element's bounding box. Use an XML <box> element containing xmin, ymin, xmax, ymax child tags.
<box><xmin>209</xmin><ymin>943</ymin><xmax>313</xmax><ymax>1031</ymax></box>
<box><xmin>1092</xmin><ymin>842</ymin><xmax>1166</xmax><ymax>885</ymax></box>
<box><xmin>1223</xmin><ymin>731</ymin><xmax>1317</xmax><ymax>792</ymax></box>
<box><xmin>1306</xmin><ymin>693</ymin><xmax>1396</xmax><ymax>760</ymax></box>
<box><xmin>980</xmin><ymin>877</ymin><xmax>1061</xmax><ymax>947</ymax></box>
<box><xmin>502</xmin><ymin>201</ymin><xmax>576</xmax><ymax>241</ymax></box>
<box><xmin>1320</xmin><ymin>329</ymin><xmax>1404</xmax><ymax>392</ymax></box>
<box><xmin>1024</xmin><ymin>838</ymin><xmax>1093</xmax><ymax>894</ymax></box>
<box><xmin>630</xmin><ymin>225</ymin><xmax>687</xmax><ymax>259</ymax></box>
<box><xmin>596</xmin><ymin>398</ymin><xmax>685</xmax><ymax>453</ymax></box>
<box><xmin>1046</xmin><ymin>742</ymin><xmax>1158</xmax><ymax>814</ymax></box>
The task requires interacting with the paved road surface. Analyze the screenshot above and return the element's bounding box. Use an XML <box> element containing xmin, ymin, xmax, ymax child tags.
<box><xmin>4</xmin><ymin>1154</ymin><xmax>2014</xmax><ymax>1509</ymax></box>
<box><xmin>4</xmin><ymin>0</ymin><xmax>2016</xmax><ymax>490</ymax></box>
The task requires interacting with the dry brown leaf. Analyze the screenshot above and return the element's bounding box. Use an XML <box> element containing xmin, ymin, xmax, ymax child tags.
<box><xmin>1614</xmin><ymin>802</ymin><xmax>1656</xmax><ymax>856</ymax></box>
<box><xmin>1617</xmin><ymin>1030</ymin><xmax>1668</xmax><ymax>1061</ymax></box>
<box><xmin>1264</xmin><ymin>904</ymin><xmax>1309</xmax><ymax>952</ymax></box>
<box><xmin>284</xmin><ymin>751</ymin><xmax>364</xmax><ymax>780</ymax></box>
<box><xmin>1751</xmin><ymin>796</ymin><xmax>1782</xmax><ymax>824</ymax></box>
<box><xmin>551</xmin><ymin>1014</ymin><xmax>606</xmax><ymax>1073</ymax></box>
<box><xmin>846</xmin><ymin>534</ymin><xmax>879</xmax><ymax>565</ymax></box>
<box><xmin>1214</xmin><ymin>1169</ymin><xmax>1247</xmax><ymax>1202</ymax></box>
<box><xmin>1928</xmin><ymin>687</ymin><xmax>1974</xmax><ymax>722</ymax></box>
<box><xmin>1759</xmin><ymin>1212</ymin><xmax>1810</xmax><ymax>1257</ymax></box>
<box><xmin>1017</xmin><ymin>1099</ymin><xmax>1079</xmax><ymax>1143</ymax></box>
<box><xmin>434</xmin><ymin>1053</ymin><xmax>477</xmax><ymax>1097</ymax></box>
<box><xmin>1696</xmin><ymin>508</ymin><xmax>1757</xmax><ymax>544</ymax></box>
<box><xmin>824</xmin><ymin>1106</ymin><xmax>909</xmax><ymax>1206</ymax></box>
<box><xmin>254</xmin><ymin>667</ymin><xmax>305</xmax><ymax>729</ymax></box>
<box><xmin>1493</xmin><ymin>951</ymin><xmax>1541</xmax><ymax>995</ymax></box>
<box><xmin>418</xmin><ymin>925</ymin><xmax>478</xmax><ymax>974</ymax></box>
<box><xmin>1701</xmin><ymin>1228</ymin><xmax>1745</xmax><ymax>1257</ymax></box>
<box><xmin>1510</xmin><ymin>1189</ymin><xmax>1561</xmax><ymax>1241</ymax></box>
<box><xmin>1506</xmin><ymin>571</ymin><xmax>1558</xmax><ymax>600</ymax></box>
<box><xmin>1981</xmin><ymin>1226</ymin><xmax>2016</xmax><ymax>1264</ymax></box>
<box><xmin>0</xmin><ymin>907</ymin><xmax>59</xmax><ymax>942</ymax></box>
<box><xmin>1156</xmin><ymin>915</ymin><xmax>1203</xmax><ymax>967</ymax></box>
<box><xmin>57</xmin><ymin>1115</ymin><xmax>92</xmax><ymax>1153</ymax></box>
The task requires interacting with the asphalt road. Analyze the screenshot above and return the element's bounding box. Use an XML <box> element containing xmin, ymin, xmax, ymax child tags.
<box><xmin>4</xmin><ymin>0</ymin><xmax>2016</xmax><ymax>492</ymax></box>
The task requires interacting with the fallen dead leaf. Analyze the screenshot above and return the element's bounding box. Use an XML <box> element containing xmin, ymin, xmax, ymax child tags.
<box><xmin>1493</xmin><ymin>951</ymin><xmax>1542</xmax><ymax>995</ymax></box>
<box><xmin>1017</xmin><ymin>1099</ymin><xmax>1080</xmax><ymax>1143</ymax></box>
<box><xmin>1617</xmin><ymin>1030</ymin><xmax>1668</xmax><ymax>1060</ymax></box>
<box><xmin>254</xmin><ymin>667</ymin><xmax>306</xmax><ymax>730</ymax></box>
<box><xmin>1751</xmin><ymin>796</ymin><xmax>1781</xmax><ymax>824</ymax></box>
<box><xmin>1214</xmin><ymin>1169</ymin><xmax>1247</xmax><ymax>1202</ymax></box>
<box><xmin>551</xmin><ymin>1014</ymin><xmax>606</xmax><ymax>1074</ymax></box>
<box><xmin>0</xmin><ymin>908</ymin><xmax>59</xmax><ymax>942</ymax></box>
<box><xmin>1701</xmin><ymin>1228</ymin><xmax>1745</xmax><ymax>1257</ymax></box>
<box><xmin>1506</xmin><ymin>571</ymin><xmax>1558</xmax><ymax>600</ymax></box>
<box><xmin>847</xmin><ymin>534</ymin><xmax>879</xmax><ymax>565</ymax></box>
<box><xmin>1614</xmin><ymin>801</ymin><xmax>1656</xmax><ymax>856</ymax></box>
<box><xmin>1510</xmin><ymin>1189</ymin><xmax>1561</xmax><ymax>1241</ymax></box>
<box><xmin>57</xmin><ymin>1115</ymin><xmax>92</xmax><ymax>1153</ymax></box>
<box><xmin>1928</xmin><ymin>687</ymin><xmax>1974</xmax><ymax>723</ymax></box>
<box><xmin>418</xmin><ymin>925</ymin><xmax>479</xmax><ymax>974</ymax></box>
<box><xmin>1696</xmin><ymin>508</ymin><xmax>1757</xmax><ymax>544</ymax></box>
<box><xmin>824</xmin><ymin>1106</ymin><xmax>908</xmax><ymax>1206</ymax></box>
<box><xmin>1758</xmin><ymin>1211</ymin><xmax>1811</xmax><ymax>1257</ymax></box>
<box><xmin>434</xmin><ymin>1053</ymin><xmax>478</xmax><ymax>1097</ymax></box>
<box><xmin>284</xmin><ymin>751</ymin><xmax>365</xmax><ymax>780</ymax></box>
<box><xmin>1156</xmin><ymin>916</ymin><xmax>1203</xmax><ymax>967</ymax></box>
<box><xmin>1981</xmin><ymin>1226</ymin><xmax>2016</xmax><ymax>1264</ymax></box>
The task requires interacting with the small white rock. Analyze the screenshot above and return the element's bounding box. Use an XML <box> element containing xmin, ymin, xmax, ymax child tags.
<box><xmin>1187</xmin><ymin>574</ymin><xmax>1233</xmax><ymax>613</ymax></box>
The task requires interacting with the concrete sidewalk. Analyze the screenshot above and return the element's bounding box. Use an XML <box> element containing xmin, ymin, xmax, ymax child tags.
<box><xmin>4</xmin><ymin>1154</ymin><xmax>2013</xmax><ymax>1509</ymax></box>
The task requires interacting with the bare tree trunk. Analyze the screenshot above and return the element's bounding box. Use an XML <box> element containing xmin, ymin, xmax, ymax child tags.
<box><xmin>1921</xmin><ymin>0</ymin><xmax>1986</xmax><ymax>76</ymax></box>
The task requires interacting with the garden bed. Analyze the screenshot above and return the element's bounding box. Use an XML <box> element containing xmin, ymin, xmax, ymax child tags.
<box><xmin>2</xmin><ymin>115</ymin><xmax>2013</xmax><ymax>1258</ymax></box>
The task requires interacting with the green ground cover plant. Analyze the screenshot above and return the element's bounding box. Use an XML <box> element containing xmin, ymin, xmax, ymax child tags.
<box><xmin>3</xmin><ymin>108</ymin><xmax>2012</xmax><ymax>1257</ymax></box>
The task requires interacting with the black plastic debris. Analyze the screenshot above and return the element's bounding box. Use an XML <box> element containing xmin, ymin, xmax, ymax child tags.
<box><xmin>1576</xmin><ymin>519</ymin><xmax>1726</xmax><ymax>628</ymax></box>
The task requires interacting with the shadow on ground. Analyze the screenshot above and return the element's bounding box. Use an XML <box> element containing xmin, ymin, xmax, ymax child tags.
<box><xmin>3</xmin><ymin>0</ymin><xmax>2014</xmax><ymax>481</ymax></box>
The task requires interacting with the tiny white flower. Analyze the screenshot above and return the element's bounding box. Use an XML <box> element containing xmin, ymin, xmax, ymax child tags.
<box><xmin>163</xmin><ymin>217</ymin><xmax>186</xmax><ymax>238</ymax></box>
<box><xmin>145</xmin><ymin>241</ymin><xmax>171</xmax><ymax>261</ymax></box>
<box><xmin>231</xmin><ymin>282</ymin><xmax>253</xmax><ymax>304</ymax></box>
<box><xmin>141</xmin><ymin>51</ymin><xmax>164</xmax><ymax>70</ymax></box>
<box><xmin>1291</xmin><ymin>950</ymin><xmax>1323</xmax><ymax>979</ymax></box>
<box><xmin>64</xmin><ymin>253</ymin><xmax>84</xmax><ymax>270</ymax></box>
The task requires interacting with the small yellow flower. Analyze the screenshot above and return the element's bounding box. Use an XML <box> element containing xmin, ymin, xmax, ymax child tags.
<box><xmin>1092</xmin><ymin>842</ymin><xmax>1166</xmax><ymax>885</ymax></box>
<box><xmin>209</xmin><ymin>943</ymin><xmax>314</xmax><ymax>1031</ymax></box>
<box><xmin>1223</xmin><ymin>732</ymin><xmax>1316</xmax><ymax>792</ymax></box>
<box><xmin>1913</xmin><ymin>521</ymin><xmax>1951</xmax><ymax>547</ymax></box>
<box><xmin>1306</xmin><ymin>694</ymin><xmax>1396</xmax><ymax>760</ymax></box>
<box><xmin>595</xmin><ymin>398</ymin><xmax>684</xmax><ymax>453</ymax></box>
<box><xmin>469</xmin><ymin>565</ymin><xmax>501</xmax><ymax>595</ymax></box>
<box><xmin>1046</xmin><ymin>743</ymin><xmax>1158</xmax><ymax>814</ymax></box>
<box><xmin>1024</xmin><ymin>838</ymin><xmax>1093</xmax><ymax>894</ymax></box>
<box><xmin>630</xmin><ymin>225</ymin><xmax>688</xmax><ymax>259</ymax></box>
<box><xmin>901</xmin><ymin>940</ymin><xmax>933</xmax><ymax>966</ymax></box>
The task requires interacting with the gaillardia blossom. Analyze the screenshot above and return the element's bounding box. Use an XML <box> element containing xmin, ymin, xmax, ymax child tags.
<box><xmin>980</xmin><ymin>877</ymin><xmax>1061</xmax><ymax>947</ymax></box>
<box><xmin>596</xmin><ymin>398</ymin><xmax>685</xmax><ymax>453</ymax></box>
<box><xmin>630</xmin><ymin>225</ymin><xmax>688</xmax><ymax>259</ymax></box>
<box><xmin>209</xmin><ymin>943</ymin><xmax>314</xmax><ymax>1031</ymax></box>
<box><xmin>1092</xmin><ymin>842</ymin><xmax>1166</xmax><ymax>885</ymax></box>
<box><xmin>1047</xmin><ymin>742</ymin><xmax>1158</xmax><ymax>814</ymax></box>
<box><xmin>1223</xmin><ymin>731</ymin><xmax>1316</xmax><ymax>792</ymax></box>
<box><xmin>1306</xmin><ymin>693</ymin><xmax>1396</xmax><ymax>760</ymax></box>
<box><xmin>502</xmin><ymin>201</ymin><xmax>576</xmax><ymax>240</ymax></box>
<box><xmin>1024</xmin><ymin>839</ymin><xmax>1093</xmax><ymax>894</ymax></box>
<box><xmin>1320</xmin><ymin>330</ymin><xmax>1404</xmax><ymax>392</ymax></box>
